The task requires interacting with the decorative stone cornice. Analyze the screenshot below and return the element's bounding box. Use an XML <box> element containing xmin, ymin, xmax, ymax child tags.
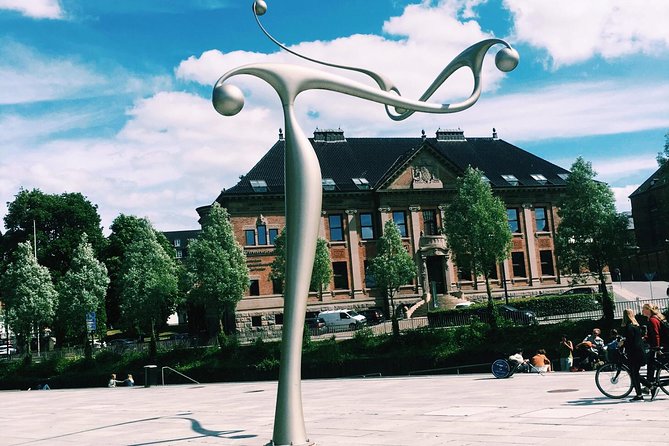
<box><xmin>378</xmin><ymin>206</ymin><xmax>391</xmax><ymax>213</ymax></box>
<box><xmin>345</xmin><ymin>209</ymin><xmax>358</xmax><ymax>215</ymax></box>
<box><xmin>409</xmin><ymin>205</ymin><xmax>421</xmax><ymax>212</ymax></box>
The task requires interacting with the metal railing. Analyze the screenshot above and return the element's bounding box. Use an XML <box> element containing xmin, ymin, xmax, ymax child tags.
<box><xmin>161</xmin><ymin>366</ymin><xmax>200</xmax><ymax>385</ymax></box>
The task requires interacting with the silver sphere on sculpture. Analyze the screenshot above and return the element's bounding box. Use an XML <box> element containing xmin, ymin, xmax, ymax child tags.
<box><xmin>495</xmin><ymin>47</ymin><xmax>519</xmax><ymax>72</ymax></box>
<box><xmin>212</xmin><ymin>83</ymin><xmax>244</xmax><ymax>116</ymax></box>
<box><xmin>254</xmin><ymin>0</ymin><xmax>267</xmax><ymax>16</ymax></box>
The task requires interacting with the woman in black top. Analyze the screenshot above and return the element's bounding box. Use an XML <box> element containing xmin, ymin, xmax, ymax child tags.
<box><xmin>621</xmin><ymin>309</ymin><xmax>646</xmax><ymax>401</ymax></box>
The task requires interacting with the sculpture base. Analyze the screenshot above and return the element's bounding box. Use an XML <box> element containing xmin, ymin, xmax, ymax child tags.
<box><xmin>267</xmin><ymin>440</ymin><xmax>314</xmax><ymax>446</ymax></box>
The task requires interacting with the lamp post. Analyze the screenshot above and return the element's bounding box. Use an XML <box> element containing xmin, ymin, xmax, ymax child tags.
<box><xmin>212</xmin><ymin>2</ymin><xmax>518</xmax><ymax>444</ymax></box>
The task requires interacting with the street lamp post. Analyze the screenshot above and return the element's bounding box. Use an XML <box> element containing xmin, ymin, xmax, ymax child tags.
<box><xmin>212</xmin><ymin>2</ymin><xmax>518</xmax><ymax>444</ymax></box>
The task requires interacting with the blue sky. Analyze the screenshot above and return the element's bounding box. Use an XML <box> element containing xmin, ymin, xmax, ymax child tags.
<box><xmin>1</xmin><ymin>0</ymin><xmax>668</xmax><ymax>233</ymax></box>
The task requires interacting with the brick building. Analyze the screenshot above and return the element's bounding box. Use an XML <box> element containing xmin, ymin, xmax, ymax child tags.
<box><xmin>624</xmin><ymin>162</ymin><xmax>669</xmax><ymax>280</ymax></box>
<box><xmin>198</xmin><ymin>128</ymin><xmax>575</xmax><ymax>331</ymax></box>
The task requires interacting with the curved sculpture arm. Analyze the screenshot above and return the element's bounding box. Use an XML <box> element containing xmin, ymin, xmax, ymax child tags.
<box><xmin>213</xmin><ymin>53</ymin><xmax>514</xmax><ymax>119</ymax></box>
<box><xmin>385</xmin><ymin>39</ymin><xmax>516</xmax><ymax>121</ymax></box>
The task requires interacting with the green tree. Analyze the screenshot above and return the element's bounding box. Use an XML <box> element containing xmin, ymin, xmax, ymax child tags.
<box><xmin>656</xmin><ymin>130</ymin><xmax>669</xmax><ymax>167</ymax></box>
<box><xmin>0</xmin><ymin>242</ymin><xmax>58</xmax><ymax>354</ymax></box>
<box><xmin>57</xmin><ymin>234</ymin><xmax>109</xmax><ymax>358</ymax></box>
<box><xmin>442</xmin><ymin>167</ymin><xmax>512</xmax><ymax>320</ymax></box>
<box><xmin>186</xmin><ymin>203</ymin><xmax>249</xmax><ymax>338</ymax></box>
<box><xmin>1</xmin><ymin>189</ymin><xmax>105</xmax><ymax>279</ymax></box>
<box><xmin>369</xmin><ymin>220</ymin><xmax>416</xmax><ymax>336</ymax></box>
<box><xmin>103</xmin><ymin>214</ymin><xmax>175</xmax><ymax>329</ymax></box>
<box><xmin>555</xmin><ymin>157</ymin><xmax>630</xmax><ymax>325</ymax></box>
<box><xmin>119</xmin><ymin>222</ymin><xmax>179</xmax><ymax>357</ymax></box>
<box><xmin>310</xmin><ymin>238</ymin><xmax>332</xmax><ymax>299</ymax></box>
<box><xmin>269</xmin><ymin>227</ymin><xmax>287</xmax><ymax>293</ymax></box>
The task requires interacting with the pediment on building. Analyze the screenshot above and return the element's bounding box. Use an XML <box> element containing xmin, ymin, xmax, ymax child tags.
<box><xmin>379</xmin><ymin>143</ymin><xmax>460</xmax><ymax>191</ymax></box>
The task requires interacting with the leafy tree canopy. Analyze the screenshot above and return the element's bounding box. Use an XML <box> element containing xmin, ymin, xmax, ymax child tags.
<box><xmin>57</xmin><ymin>233</ymin><xmax>109</xmax><ymax>345</ymax></box>
<box><xmin>119</xmin><ymin>222</ymin><xmax>180</xmax><ymax>353</ymax></box>
<box><xmin>555</xmin><ymin>157</ymin><xmax>630</xmax><ymax>324</ymax></box>
<box><xmin>186</xmin><ymin>203</ymin><xmax>248</xmax><ymax>333</ymax></box>
<box><xmin>442</xmin><ymin>166</ymin><xmax>512</xmax><ymax>301</ymax></box>
<box><xmin>269</xmin><ymin>227</ymin><xmax>287</xmax><ymax>290</ymax></box>
<box><xmin>2</xmin><ymin>189</ymin><xmax>105</xmax><ymax>280</ymax></box>
<box><xmin>370</xmin><ymin>220</ymin><xmax>416</xmax><ymax>307</ymax></box>
<box><xmin>310</xmin><ymin>238</ymin><xmax>332</xmax><ymax>298</ymax></box>
<box><xmin>0</xmin><ymin>242</ymin><xmax>58</xmax><ymax>352</ymax></box>
<box><xmin>657</xmin><ymin>130</ymin><xmax>669</xmax><ymax>167</ymax></box>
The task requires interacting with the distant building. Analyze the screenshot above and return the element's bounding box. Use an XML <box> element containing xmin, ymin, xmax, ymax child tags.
<box><xmin>197</xmin><ymin>127</ymin><xmax>581</xmax><ymax>332</ymax></box>
<box><xmin>162</xmin><ymin>230</ymin><xmax>200</xmax><ymax>261</ymax></box>
<box><xmin>626</xmin><ymin>162</ymin><xmax>669</xmax><ymax>280</ymax></box>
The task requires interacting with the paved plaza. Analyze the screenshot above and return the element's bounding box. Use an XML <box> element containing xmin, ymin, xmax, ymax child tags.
<box><xmin>2</xmin><ymin>370</ymin><xmax>668</xmax><ymax>446</ymax></box>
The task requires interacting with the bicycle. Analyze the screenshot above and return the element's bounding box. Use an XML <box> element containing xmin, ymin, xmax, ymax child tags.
<box><xmin>595</xmin><ymin>346</ymin><xmax>669</xmax><ymax>399</ymax></box>
<box><xmin>491</xmin><ymin>358</ymin><xmax>543</xmax><ymax>378</ymax></box>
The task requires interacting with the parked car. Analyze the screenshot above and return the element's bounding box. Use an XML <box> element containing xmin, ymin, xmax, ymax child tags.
<box><xmin>359</xmin><ymin>308</ymin><xmax>385</xmax><ymax>325</ymax></box>
<box><xmin>0</xmin><ymin>343</ymin><xmax>17</xmax><ymax>356</ymax></box>
<box><xmin>109</xmin><ymin>338</ymin><xmax>136</xmax><ymax>350</ymax></box>
<box><xmin>454</xmin><ymin>301</ymin><xmax>474</xmax><ymax>310</ymax></box>
<box><xmin>560</xmin><ymin>287</ymin><xmax>596</xmax><ymax>295</ymax></box>
<box><xmin>305</xmin><ymin>317</ymin><xmax>327</xmax><ymax>334</ymax></box>
<box><xmin>318</xmin><ymin>309</ymin><xmax>367</xmax><ymax>330</ymax></box>
<box><xmin>498</xmin><ymin>304</ymin><xmax>538</xmax><ymax>325</ymax></box>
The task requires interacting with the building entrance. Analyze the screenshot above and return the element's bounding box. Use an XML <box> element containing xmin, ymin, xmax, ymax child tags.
<box><xmin>426</xmin><ymin>256</ymin><xmax>445</xmax><ymax>295</ymax></box>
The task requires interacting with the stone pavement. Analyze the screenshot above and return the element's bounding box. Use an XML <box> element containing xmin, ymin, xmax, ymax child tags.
<box><xmin>2</xmin><ymin>370</ymin><xmax>668</xmax><ymax>446</ymax></box>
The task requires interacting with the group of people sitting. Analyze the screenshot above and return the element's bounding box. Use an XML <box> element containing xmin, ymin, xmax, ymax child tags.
<box><xmin>108</xmin><ymin>373</ymin><xmax>134</xmax><ymax>387</ymax></box>
<box><xmin>508</xmin><ymin>348</ymin><xmax>553</xmax><ymax>373</ymax></box>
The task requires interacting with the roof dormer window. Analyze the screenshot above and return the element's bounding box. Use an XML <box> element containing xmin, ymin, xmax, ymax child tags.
<box><xmin>322</xmin><ymin>178</ymin><xmax>336</xmax><ymax>191</ymax></box>
<box><xmin>502</xmin><ymin>174</ymin><xmax>519</xmax><ymax>186</ymax></box>
<box><xmin>530</xmin><ymin>174</ymin><xmax>548</xmax><ymax>185</ymax></box>
<box><xmin>250</xmin><ymin>179</ymin><xmax>268</xmax><ymax>193</ymax></box>
<box><xmin>352</xmin><ymin>177</ymin><xmax>370</xmax><ymax>190</ymax></box>
<box><xmin>558</xmin><ymin>173</ymin><xmax>569</xmax><ymax>181</ymax></box>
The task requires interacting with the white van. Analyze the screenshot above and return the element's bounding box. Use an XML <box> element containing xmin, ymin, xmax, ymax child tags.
<box><xmin>317</xmin><ymin>309</ymin><xmax>367</xmax><ymax>330</ymax></box>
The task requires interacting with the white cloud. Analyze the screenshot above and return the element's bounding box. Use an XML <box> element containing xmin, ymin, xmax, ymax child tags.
<box><xmin>611</xmin><ymin>184</ymin><xmax>639</xmax><ymax>213</ymax></box>
<box><xmin>0</xmin><ymin>0</ymin><xmax>63</xmax><ymax>19</ymax></box>
<box><xmin>0</xmin><ymin>42</ymin><xmax>172</xmax><ymax>105</ymax></box>
<box><xmin>505</xmin><ymin>0</ymin><xmax>669</xmax><ymax>67</ymax></box>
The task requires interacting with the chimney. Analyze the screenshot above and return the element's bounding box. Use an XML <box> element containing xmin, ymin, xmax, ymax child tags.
<box><xmin>492</xmin><ymin>128</ymin><xmax>498</xmax><ymax>140</ymax></box>
<box><xmin>278</xmin><ymin>128</ymin><xmax>284</xmax><ymax>140</ymax></box>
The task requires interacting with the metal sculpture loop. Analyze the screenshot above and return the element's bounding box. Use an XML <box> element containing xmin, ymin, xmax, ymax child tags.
<box><xmin>212</xmin><ymin>2</ymin><xmax>518</xmax><ymax>445</ymax></box>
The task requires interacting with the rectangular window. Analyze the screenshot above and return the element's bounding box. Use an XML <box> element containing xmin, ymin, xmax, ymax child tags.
<box><xmin>535</xmin><ymin>207</ymin><xmax>548</xmax><ymax>231</ymax></box>
<box><xmin>360</xmin><ymin>213</ymin><xmax>375</xmax><ymax>240</ymax></box>
<box><xmin>540</xmin><ymin>250</ymin><xmax>555</xmax><ymax>276</ymax></box>
<box><xmin>332</xmin><ymin>261</ymin><xmax>349</xmax><ymax>289</ymax></box>
<box><xmin>488</xmin><ymin>263</ymin><xmax>498</xmax><ymax>280</ymax></box>
<box><xmin>458</xmin><ymin>267</ymin><xmax>472</xmax><ymax>282</ymax></box>
<box><xmin>507</xmin><ymin>208</ymin><xmax>520</xmax><ymax>233</ymax></box>
<box><xmin>249</xmin><ymin>279</ymin><xmax>260</xmax><ymax>296</ymax></box>
<box><xmin>174</xmin><ymin>239</ymin><xmax>181</xmax><ymax>247</ymax></box>
<box><xmin>511</xmin><ymin>252</ymin><xmax>526</xmax><ymax>277</ymax></box>
<box><xmin>392</xmin><ymin>211</ymin><xmax>408</xmax><ymax>237</ymax></box>
<box><xmin>251</xmin><ymin>315</ymin><xmax>262</xmax><ymax>327</ymax></box>
<box><xmin>272</xmin><ymin>278</ymin><xmax>283</xmax><ymax>295</ymax></box>
<box><xmin>364</xmin><ymin>260</ymin><xmax>376</xmax><ymax>288</ymax></box>
<box><xmin>329</xmin><ymin>214</ymin><xmax>344</xmax><ymax>241</ymax></box>
<box><xmin>422</xmin><ymin>210</ymin><xmax>437</xmax><ymax>235</ymax></box>
<box><xmin>175</xmin><ymin>249</ymin><xmax>183</xmax><ymax>259</ymax></box>
<box><xmin>269</xmin><ymin>228</ymin><xmax>279</xmax><ymax>245</ymax></box>
<box><xmin>244</xmin><ymin>229</ymin><xmax>256</xmax><ymax>246</ymax></box>
<box><xmin>257</xmin><ymin>224</ymin><xmax>267</xmax><ymax>245</ymax></box>
<box><xmin>275</xmin><ymin>314</ymin><xmax>283</xmax><ymax>325</ymax></box>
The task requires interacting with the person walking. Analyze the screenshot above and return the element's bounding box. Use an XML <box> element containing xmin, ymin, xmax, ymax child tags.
<box><xmin>558</xmin><ymin>334</ymin><xmax>573</xmax><ymax>371</ymax></box>
<box><xmin>620</xmin><ymin>309</ymin><xmax>646</xmax><ymax>401</ymax></box>
<box><xmin>642</xmin><ymin>303</ymin><xmax>665</xmax><ymax>394</ymax></box>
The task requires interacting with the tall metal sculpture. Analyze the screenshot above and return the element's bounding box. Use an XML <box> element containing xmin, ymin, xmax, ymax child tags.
<box><xmin>212</xmin><ymin>2</ymin><xmax>518</xmax><ymax>444</ymax></box>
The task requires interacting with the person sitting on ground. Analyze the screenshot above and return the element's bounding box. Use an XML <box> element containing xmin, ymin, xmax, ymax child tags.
<box><xmin>124</xmin><ymin>374</ymin><xmax>134</xmax><ymax>387</ymax></box>
<box><xmin>108</xmin><ymin>373</ymin><xmax>121</xmax><ymax>388</ymax></box>
<box><xmin>531</xmin><ymin>349</ymin><xmax>552</xmax><ymax>372</ymax></box>
<box><xmin>508</xmin><ymin>348</ymin><xmax>529</xmax><ymax>372</ymax></box>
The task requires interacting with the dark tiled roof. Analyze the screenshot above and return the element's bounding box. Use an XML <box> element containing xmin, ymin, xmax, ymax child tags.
<box><xmin>162</xmin><ymin>229</ymin><xmax>201</xmax><ymax>241</ymax></box>
<box><xmin>629</xmin><ymin>163</ymin><xmax>669</xmax><ymax>197</ymax></box>
<box><xmin>222</xmin><ymin>135</ymin><xmax>570</xmax><ymax>196</ymax></box>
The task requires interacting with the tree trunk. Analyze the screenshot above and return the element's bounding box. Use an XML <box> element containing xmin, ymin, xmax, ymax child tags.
<box><xmin>599</xmin><ymin>269</ymin><xmax>614</xmax><ymax>327</ymax></box>
<box><xmin>149</xmin><ymin>318</ymin><xmax>157</xmax><ymax>359</ymax></box>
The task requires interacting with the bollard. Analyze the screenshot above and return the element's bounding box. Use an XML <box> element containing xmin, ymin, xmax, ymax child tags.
<box><xmin>144</xmin><ymin>364</ymin><xmax>158</xmax><ymax>388</ymax></box>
